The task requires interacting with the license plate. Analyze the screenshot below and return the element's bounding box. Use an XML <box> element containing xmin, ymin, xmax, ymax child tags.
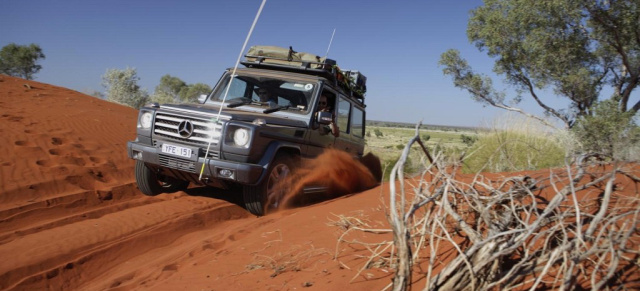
<box><xmin>161</xmin><ymin>143</ymin><xmax>192</xmax><ymax>158</ymax></box>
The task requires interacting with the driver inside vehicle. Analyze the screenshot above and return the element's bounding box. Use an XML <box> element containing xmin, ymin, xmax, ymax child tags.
<box><xmin>316</xmin><ymin>93</ymin><xmax>339</xmax><ymax>137</ymax></box>
<box><xmin>255</xmin><ymin>88</ymin><xmax>278</xmax><ymax>108</ymax></box>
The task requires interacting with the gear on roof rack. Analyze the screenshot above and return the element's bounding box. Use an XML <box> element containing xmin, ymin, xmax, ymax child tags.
<box><xmin>242</xmin><ymin>45</ymin><xmax>366</xmax><ymax>100</ymax></box>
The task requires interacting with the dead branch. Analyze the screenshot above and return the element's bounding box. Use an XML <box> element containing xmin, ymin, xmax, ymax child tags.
<box><xmin>340</xmin><ymin>123</ymin><xmax>640</xmax><ymax>291</ymax></box>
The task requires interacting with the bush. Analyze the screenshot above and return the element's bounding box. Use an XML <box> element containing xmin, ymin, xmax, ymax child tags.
<box><xmin>102</xmin><ymin>67</ymin><xmax>149</xmax><ymax>109</ymax></box>
<box><xmin>460</xmin><ymin>134</ymin><xmax>478</xmax><ymax>147</ymax></box>
<box><xmin>374</xmin><ymin>128</ymin><xmax>383</xmax><ymax>137</ymax></box>
<box><xmin>572</xmin><ymin>99</ymin><xmax>640</xmax><ymax>161</ymax></box>
<box><xmin>380</xmin><ymin>154</ymin><xmax>419</xmax><ymax>181</ymax></box>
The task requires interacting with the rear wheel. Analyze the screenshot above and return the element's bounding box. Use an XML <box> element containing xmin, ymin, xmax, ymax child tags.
<box><xmin>243</xmin><ymin>154</ymin><xmax>295</xmax><ymax>216</ymax></box>
<box><xmin>359</xmin><ymin>152</ymin><xmax>383</xmax><ymax>183</ymax></box>
<box><xmin>135</xmin><ymin>160</ymin><xmax>189</xmax><ymax>196</ymax></box>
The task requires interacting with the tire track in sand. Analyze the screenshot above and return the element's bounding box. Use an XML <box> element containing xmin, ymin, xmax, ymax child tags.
<box><xmin>0</xmin><ymin>194</ymin><xmax>251</xmax><ymax>290</ymax></box>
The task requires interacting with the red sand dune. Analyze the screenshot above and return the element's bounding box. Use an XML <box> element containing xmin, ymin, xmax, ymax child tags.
<box><xmin>0</xmin><ymin>75</ymin><xmax>392</xmax><ymax>290</ymax></box>
<box><xmin>0</xmin><ymin>75</ymin><xmax>638</xmax><ymax>290</ymax></box>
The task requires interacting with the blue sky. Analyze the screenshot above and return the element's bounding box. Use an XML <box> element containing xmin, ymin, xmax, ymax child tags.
<box><xmin>1</xmin><ymin>0</ymin><xmax>568</xmax><ymax>127</ymax></box>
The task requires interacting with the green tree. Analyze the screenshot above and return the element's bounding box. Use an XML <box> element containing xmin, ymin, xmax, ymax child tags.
<box><xmin>179</xmin><ymin>83</ymin><xmax>212</xmax><ymax>103</ymax></box>
<box><xmin>102</xmin><ymin>67</ymin><xmax>149</xmax><ymax>109</ymax></box>
<box><xmin>149</xmin><ymin>90</ymin><xmax>175</xmax><ymax>104</ymax></box>
<box><xmin>573</xmin><ymin>99</ymin><xmax>640</xmax><ymax>159</ymax></box>
<box><xmin>439</xmin><ymin>0</ymin><xmax>640</xmax><ymax>129</ymax></box>
<box><xmin>152</xmin><ymin>74</ymin><xmax>186</xmax><ymax>103</ymax></box>
<box><xmin>0</xmin><ymin>43</ymin><xmax>45</xmax><ymax>80</ymax></box>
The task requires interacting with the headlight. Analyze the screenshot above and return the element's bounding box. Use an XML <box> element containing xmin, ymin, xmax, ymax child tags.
<box><xmin>233</xmin><ymin>128</ymin><xmax>250</xmax><ymax>147</ymax></box>
<box><xmin>140</xmin><ymin>111</ymin><xmax>153</xmax><ymax>129</ymax></box>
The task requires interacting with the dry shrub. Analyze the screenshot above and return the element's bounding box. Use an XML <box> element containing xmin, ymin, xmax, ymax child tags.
<box><xmin>339</xmin><ymin>123</ymin><xmax>640</xmax><ymax>290</ymax></box>
<box><xmin>328</xmin><ymin>212</ymin><xmax>394</xmax><ymax>282</ymax></box>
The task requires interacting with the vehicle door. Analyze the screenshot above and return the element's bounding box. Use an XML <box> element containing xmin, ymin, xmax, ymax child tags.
<box><xmin>307</xmin><ymin>88</ymin><xmax>338</xmax><ymax>156</ymax></box>
<box><xmin>333</xmin><ymin>96</ymin><xmax>362</xmax><ymax>157</ymax></box>
<box><xmin>348</xmin><ymin>103</ymin><xmax>366</xmax><ymax>157</ymax></box>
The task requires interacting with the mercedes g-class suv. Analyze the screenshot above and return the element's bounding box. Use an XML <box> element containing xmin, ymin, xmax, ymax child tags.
<box><xmin>127</xmin><ymin>46</ymin><xmax>368</xmax><ymax>215</ymax></box>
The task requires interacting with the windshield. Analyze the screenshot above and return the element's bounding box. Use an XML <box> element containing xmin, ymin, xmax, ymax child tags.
<box><xmin>206</xmin><ymin>73</ymin><xmax>316</xmax><ymax>113</ymax></box>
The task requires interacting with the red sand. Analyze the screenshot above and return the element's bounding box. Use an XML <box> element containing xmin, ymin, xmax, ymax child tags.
<box><xmin>0</xmin><ymin>75</ymin><xmax>638</xmax><ymax>290</ymax></box>
<box><xmin>276</xmin><ymin>149</ymin><xmax>378</xmax><ymax>210</ymax></box>
<box><xmin>0</xmin><ymin>75</ymin><xmax>392</xmax><ymax>290</ymax></box>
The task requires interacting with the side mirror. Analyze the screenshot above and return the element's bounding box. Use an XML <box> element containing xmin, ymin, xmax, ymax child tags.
<box><xmin>197</xmin><ymin>94</ymin><xmax>208</xmax><ymax>104</ymax></box>
<box><xmin>316</xmin><ymin>111</ymin><xmax>333</xmax><ymax>125</ymax></box>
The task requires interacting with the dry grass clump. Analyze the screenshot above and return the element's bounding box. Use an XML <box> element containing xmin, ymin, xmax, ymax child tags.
<box><xmin>328</xmin><ymin>212</ymin><xmax>395</xmax><ymax>282</ymax></box>
<box><xmin>246</xmin><ymin>243</ymin><xmax>329</xmax><ymax>278</ymax></box>
<box><xmin>463</xmin><ymin>114</ymin><xmax>566</xmax><ymax>173</ymax></box>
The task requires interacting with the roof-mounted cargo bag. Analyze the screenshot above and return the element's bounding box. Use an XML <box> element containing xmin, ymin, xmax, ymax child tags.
<box><xmin>245</xmin><ymin>45</ymin><xmax>336</xmax><ymax>70</ymax></box>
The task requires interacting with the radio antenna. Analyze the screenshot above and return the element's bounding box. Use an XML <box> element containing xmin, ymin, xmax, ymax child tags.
<box><xmin>215</xmin><ymin>0</ymin><xmax>266</xmax><ymax>118</ymax></box>
<box><xmin>323</xmin><ymin>28</ymin><xmax>336</xmax><ymax>59</ymax></box>
<box><xmin>200</xmin><ymin>0</ymin><xmax>266</xmax><ymax>180</ymax></box>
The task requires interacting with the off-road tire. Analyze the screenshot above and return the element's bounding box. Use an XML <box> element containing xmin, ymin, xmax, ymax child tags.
<box><xmin>243</xmin><ymin>154</ymin><xmax>295</xmax><ymax>216</ymax></box>
<box><xmin>135</xmin><ymin>160</ymin><xmax>189</xmax><ymax>196</ymax></box>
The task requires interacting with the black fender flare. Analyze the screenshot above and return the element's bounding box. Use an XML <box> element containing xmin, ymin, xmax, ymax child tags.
<box><xmin>252</xmin><ymin>141</ymin><xmax>301</xmax><ymax>185</ymax></box>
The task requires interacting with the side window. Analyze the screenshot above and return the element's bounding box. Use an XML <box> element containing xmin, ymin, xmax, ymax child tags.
<box><xmin>337</xmin><ymin>97</ymin><xmax>351</xmax><ymax>134</ymax></box>
<box><xmin>351</xmin><ymin>106</ymin><xmax>364</xmax><ymax>138</ymax></box>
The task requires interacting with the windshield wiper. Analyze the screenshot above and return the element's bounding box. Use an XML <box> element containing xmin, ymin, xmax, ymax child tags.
<box><xmin>227</xmin><ymin>98</ymin><xmax>263</xmax><ymax>108</ymax></box>
<box><xmin>227</xmin><ymin>98</ymin><xmax>303</xmax><ymax>113</ymax></box>
<box><xmin>263</xmin><ymin>104</ymin><xmax>304</xmax><ymax>114</ymax></box>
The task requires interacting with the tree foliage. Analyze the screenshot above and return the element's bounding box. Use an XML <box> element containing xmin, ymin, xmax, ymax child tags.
<box><xmin>572</xmin><ymin>99</ymin><xmax>640</xmax><ymax>159</ymax></box>
<box><xmin>179</xmin><ymin>83</ymin><xmax>211</xmax><ymax>103</ymax></box>
<box><xmin>150</xmin><ymin>75</ymin><xmax>211</xmax><ymax>104</ymax></box>
<box><xmin>440</xmin><ymin>0</ymin><xmax>640</xmax><ymax>129</ymax></box>
<box><xmin>101</xmin><ymin>67</ymin><xmax>149</xmax><ymax>109</ymax></box>
<box><xmin>151</xmin><ymin>74</ymin><xmax>185</xmax><ymax>103</ymax></box>
<box><xmin>0</xmin><ymin>43</ymin><xmax>45</xmax><ymax>80</ymax></box>
<box><xmin>149</xmin><ymin>90</ymin><xmax>175</xmax><ymax>104</ymax></box>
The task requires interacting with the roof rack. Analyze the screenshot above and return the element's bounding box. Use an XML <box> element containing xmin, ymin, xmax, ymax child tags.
<box><xmin>241</xmin><ymin>46</ymin><xmax>366</xmax><ymax>101</ymax></box>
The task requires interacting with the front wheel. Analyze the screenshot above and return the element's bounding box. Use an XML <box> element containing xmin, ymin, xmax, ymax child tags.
<box><xmin>135</xmin><ymin>160</ymin><xmax>189</xmax><ymax>196</ymax></box>
<box><xmin>243</xmin><ymin>154</ymin><xmax>295</xmax><ymax>216</ymax></box>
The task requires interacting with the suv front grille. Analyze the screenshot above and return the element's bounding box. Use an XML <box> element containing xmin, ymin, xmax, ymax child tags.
<box><xmin>159</xmin><ymin>155</ymin><xmax>197</xmax><ymax>173</ymax></box>
<box><xmin>153</xmin><ymin>113</ymin><xmax>223</xmax><ymax>146</ymax></box>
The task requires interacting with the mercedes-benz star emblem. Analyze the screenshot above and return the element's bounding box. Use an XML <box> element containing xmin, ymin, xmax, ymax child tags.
<box><xmin>177</xmin><ymin>120</ymin><xmax>194</xmax><ymax>138</ymax></box>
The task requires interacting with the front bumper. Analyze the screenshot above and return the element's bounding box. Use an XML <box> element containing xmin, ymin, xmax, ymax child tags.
<box><xmin>127</xmin><ymin>140</ymin><xmax>264</xmax><ymax>185</ymax></box>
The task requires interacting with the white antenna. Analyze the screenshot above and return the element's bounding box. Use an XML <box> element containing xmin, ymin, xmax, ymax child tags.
<box><xmin>324</xmin><ymin>28</ymin><xmax>336</xmax><ymax>59</ymax></box>
<box><xmin>199</xmin><ymin>0</ymin><xmax>267</xmax><ymax>180</ymax></box>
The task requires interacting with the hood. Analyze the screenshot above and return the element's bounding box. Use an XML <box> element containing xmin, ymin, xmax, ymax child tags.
<box><xmin>159</xmin><ymin>103</ymin><xmax>309</xmax><ymax>128</ymax></box>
